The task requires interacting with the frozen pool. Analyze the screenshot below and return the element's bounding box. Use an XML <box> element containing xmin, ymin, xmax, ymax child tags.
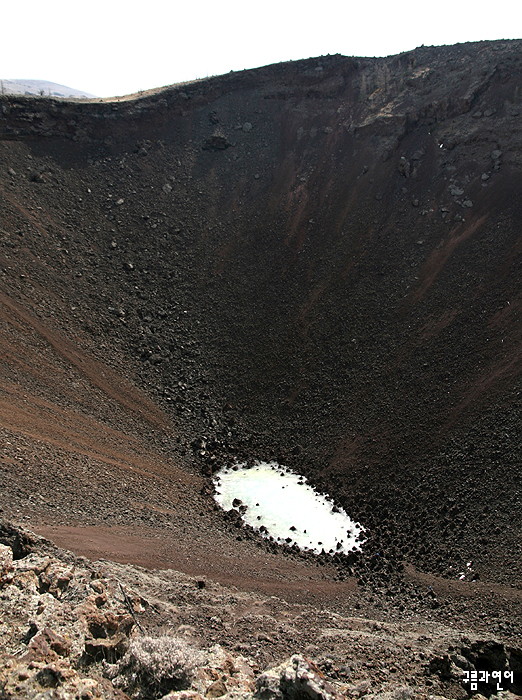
<box><xmin>213</xmin><ymin>461</ymin><xmax>365</xmax><ymax>555</ymax></box>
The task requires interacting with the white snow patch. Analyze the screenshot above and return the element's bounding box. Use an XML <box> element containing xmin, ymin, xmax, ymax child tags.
<box><xmin>213</xmin><ymin>461</ymin><xmax>365</xmax><ymax>555</ymax></box>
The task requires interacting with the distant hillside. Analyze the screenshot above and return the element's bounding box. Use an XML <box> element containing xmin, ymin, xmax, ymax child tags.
<box><xmin>0</xmin><ymin>78</ymin><xmax>95</xmax><ymax>98</ymax></box>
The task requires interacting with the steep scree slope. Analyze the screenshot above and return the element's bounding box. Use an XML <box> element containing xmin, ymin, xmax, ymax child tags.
<box><xmin>0</xmin><ymin>42</ymin><xmax>521</xmax><ymax>598</ymax></box>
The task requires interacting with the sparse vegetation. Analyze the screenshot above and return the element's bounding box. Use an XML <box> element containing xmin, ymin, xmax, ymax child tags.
<box><xmin>109</xmin><ymin>635</ymin><xmax>206</xmax><ymax>698</ymax></box>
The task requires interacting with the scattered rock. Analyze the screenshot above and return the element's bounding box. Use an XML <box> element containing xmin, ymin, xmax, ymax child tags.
<box><xmin>205</xmin><ymin>678</ymin><xmax>228</xmax><ymax>697</ymax></box>
<box><xmin>449</xmin><ymin>185</ymin><xmax>464</xmax><ymax>196</ymax></box>
<box><xmin>398</xmin><ymin>157</ymin><xmax>411</xmax><ymax>178</ymax></box>
<box><xmin>84</xmin><ymin>634</ymin><xmax>129</xmax><ymax>663</ymax></box>
<box><xmin>202</xmin><ymin>135</ymin><xmax>232</xmax><ymax>151</ymax></box>
<box><xmin>28</xmin><ymin>170</ymin><xmax>45</xmax><ymax>183</ymax></box>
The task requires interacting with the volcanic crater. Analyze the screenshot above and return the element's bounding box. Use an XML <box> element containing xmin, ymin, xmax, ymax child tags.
<box><xmin>0</xmin><ymin>39</ymin><xmax>521</xmax><ymax>698</ymax></box>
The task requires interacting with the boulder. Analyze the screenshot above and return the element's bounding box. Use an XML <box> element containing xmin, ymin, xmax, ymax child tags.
<box><xmin>255</xmin><ymin>655</ymin><xmax>340</xmax><ymax>699</ymax></box>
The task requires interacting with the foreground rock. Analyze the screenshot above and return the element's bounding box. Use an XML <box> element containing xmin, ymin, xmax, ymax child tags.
<box><xmin>255</xmin><ymin>655</ymin><xmax>340</xmax><ymax>699</ymax></box>
<box><xmin>1</xmin><ymin>523</ymin><xmax>521</xmax><ymax>699</ymax></box>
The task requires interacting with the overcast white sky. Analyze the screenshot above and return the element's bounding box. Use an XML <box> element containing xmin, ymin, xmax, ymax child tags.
<box><xmin>2</xmin><ymin>1</ymin><xmax>520</xmax><ymax>97</ymax></box>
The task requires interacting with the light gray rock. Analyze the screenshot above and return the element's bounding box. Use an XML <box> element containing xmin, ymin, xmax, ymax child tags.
<box><xmin>255</xmin><ymin>654</ymin><xmax>340</xmax><ymax>699</ymax></box>
<box><xmin>0</xmin><ymin>543</ymin><xmax>13</xmax><ymax>585</ymax></box>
